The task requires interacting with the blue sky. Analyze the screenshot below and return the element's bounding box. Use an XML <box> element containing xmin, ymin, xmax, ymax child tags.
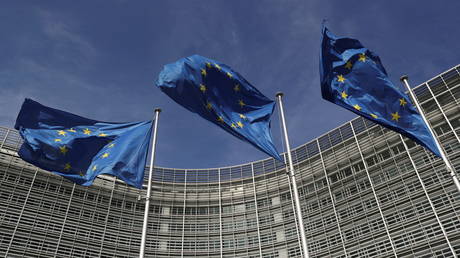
<box><xmin>1</xmin><ymin>1</ymin><xmax>459</xmax><ymax>168</ymax></box>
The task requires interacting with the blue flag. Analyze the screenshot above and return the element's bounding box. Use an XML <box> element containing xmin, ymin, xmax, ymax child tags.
<box><xmin>156</xmin><ymin>55</ymin><xmax>281</xmax><ymax>160</ymax></box>
<box><xmin>15</xmin><ymin>99</ymin><xmax>152</xmax><ymax>188</ymax></box>
<box><xmin>320</xmin><ymin>27</ymin><xmax>441</xmax><ymax>157</ymax></box>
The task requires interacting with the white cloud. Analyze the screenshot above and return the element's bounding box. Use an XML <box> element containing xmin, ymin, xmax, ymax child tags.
<box><xmin>37</xmin><ymin>9</ymin><xmax>98</xmax><ymax>67</ymax></box>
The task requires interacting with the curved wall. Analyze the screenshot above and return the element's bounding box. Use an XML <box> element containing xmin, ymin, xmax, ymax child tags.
<box><xmin>1</xmin><ymin>65</ymin><xmax>460</xmax><ymax>257</ymax></box>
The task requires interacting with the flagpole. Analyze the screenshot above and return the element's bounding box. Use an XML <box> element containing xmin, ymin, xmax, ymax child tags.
<box><xmin>140</xmin><ymin>108</ymin><xmax>161</xmax><ymax>258</ymax></box>
<box><xmin>398</xmin><ymin>135</ymin><xmax>457</xmax><ymax>258</ymax></box>
<box><xmin>276</xmin><ymin>92</ymin><xmax>310</xmax><ymax>258</ymax></box>
<box><xmin>400</xmin><ymin>76</ymin><xmax>460</xmax><ymax>192</ymax></box>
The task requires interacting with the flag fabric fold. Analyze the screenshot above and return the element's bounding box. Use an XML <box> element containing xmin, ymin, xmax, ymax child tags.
<box><xmin>15</xmin><ymin>99</ymin><xmax>152</xmax><ymax>188</ymax></box>
<box><xmin>320</xmin><ymin>26</ymin><xmax>441</xmax><ymax>157</ymax></box>
<box><xmin>156</xmin><ymin>55</ymin><xmax>281</xmax><ymax>161</ymax></box>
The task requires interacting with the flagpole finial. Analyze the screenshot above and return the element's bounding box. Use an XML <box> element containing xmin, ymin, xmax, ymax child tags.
<box><xmin>400</xmin><ymin>75</ymin><xmax>409</xmax><ymax>82</ymax></box>
<box><xmin>154</xmin><ymin>108</ymin><xmax>162</xmax><ymax>113</ymax></box>
<box><xmin>276</xmin><ymin>92</ymin><xmax>284</xmax><ymax>98</ymax></box>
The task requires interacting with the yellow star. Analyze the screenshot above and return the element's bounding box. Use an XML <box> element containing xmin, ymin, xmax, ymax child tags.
<box><xmin>108</xmin><ymin>143</ymin><xmax>115</xmax><ymax>148</ymax></box>
<box><xmin>214</xmin><ymin>63</ymin><xmax>221</xmax><ymax>70</ymax></box>
<box><xmin>102</xmin><ymin>153</ymin><xmax>109</xmax><ymax>158</ymax></box>
<box><xmin>399</xmin><ymin>98</ymin><xmax>407</xmax><ymax>107</ymax></box>
<box><xmin>353</xmin><ymin>104</ymin><xmax>361</xmax><ymax>111</ymax></box>
<box><xmin>239</xmin><ymin>114</ymin><xmax>246</xmax><ymax>119</ymax></box>
<box><xmin>67</xmin><ymin>128</ymin><xmax>76</xmax><ymax>133</ymax></box>
<box><xmin>92</xmin><ymin>165</ymin><xmax>97</xmax><ymax>171</ymax></box>
<box><xmin>54</xmin><ymin>139</ymin><xmax>62</xmax><ymax>142</ymax></box>
<box><xmin>370</xmin><ymin>113</ymin><xmax>378</xmax><ymax>119</ymax></box>
<box><xmin>345</xmin><ymin>61</ymin><xmax>353</xmax><ymax>69</ymax></box>
<box><xmin>83</xmin><ymin>128</ymin><xmax>91</xmax><ymax>135</ymax></box>
<box><xmin>98</xmin><ymin>133</ymin><xmax>108</xmax><ymax>137</ymax></box>
<box><xmin>238</xmin><ymin>100</ymin><xmax>245</xmax><ymax>107</ymax></box>
<box><xmin>337</xmin><ymin>74</ymin><xmax>346</xmax><ymax>83</ymax></box>
<box><xmin>79</xmin><ymin>172</ymin><xmax>84</xmax><ymax>177</ymax></box>
<box><xmin>231</xmin><ymin>123</ymin><xmax>237</xmax><ymax>128</ymax></box>
<box><xmin>57</xmin><ymin>130</ymin><xmax>67</xmax><ymax>136</ymax></box>
<box><xmin>206</xmin><ymin>102</ymin><xmax>213</xmax><ymax>110</ymax></box>
<box><xmin>391</xmin><ymin>112</ymin><xmax>401</xmax><ymax>121</ymax></box>
<box><xmin>358</xmin><ymin>53</ymin><xmax>367</xmax><ymax>62</ymax></box>
<box><xmin>206</xmin><ymin>62</ymin><xmax>212</xmax><ymax>68</ymax></box>
<box><xmin>201</xmin><ymin>69</ymin><xmax>207</xmax><ymax>77</ymax></box>
<box><xmin>233</xmin><ymin>84</ymin><xmax>240</xmax><ymax>92</ymax></box>
<box><xmin>237</xmin><ymin>121</ymin><xmax>244</xmax><ymax>128</ymax></box>
<box><xmin>341</xmin><ymin>91</ymin><xmax>348</xmax><ymax>99</ymax></box>
<box><xmin>226</xmin><ymin>72</ymin><xmax>232</xmax><ymax>78</ymax></box>
<box><xmin>217</xmin><ymin>116</ymin><xmax>224</xmax><ymax>123</ymax></box>
<box><xmin>59</xmin><ymin>145</ymin><xmax>68</xmax><ymax>155</ymax></box>
<box><xmin>200</xmin><ymin>84</ymin><xmax>206</xmax><ymax>93</ymax></box>
<box><xmin>64</xmin><ymin>163</ymin><xmax>71</xmax><ymax>171</ymax></box>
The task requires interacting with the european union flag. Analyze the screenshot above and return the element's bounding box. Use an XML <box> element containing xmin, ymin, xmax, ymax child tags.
<box><xmin>320</xmin><ymin>27</ymin><xmax>441</xmax><ymax>157</ymax></box>
<box><xmin>15</xmin><ymin>99</ymin><xmax>152</xmax><ymax>188</ymax></box>
<box><xmin>156</xmin><ymin>55</ymin><xmax>281</xmax><ymax>160</ymax></box>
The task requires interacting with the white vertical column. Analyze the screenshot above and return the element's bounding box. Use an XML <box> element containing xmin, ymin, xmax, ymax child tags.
<box><xmin>349</xmin><ymin>121</ymin><xmax>397</xmax><ymax>257</ymax></box>
<box><xmin>400</xmin><ymin>76</ymin><xmax>460</xmax><ymax>192</ymax></box>
<box><xmin>451</xmin><ymin>67</ymin><xmax>460</xmax><ymax>135</ymax></box>
<box><xmin>81</xmin><ymin>183</ymin><xmax>102</xmax><ymax>257</ymax></box>
<box><xmin>250</xmin><ymin>163</ymin><xmax>263</xmax><ymax>257</ymax></box>
<box><xmin>285</xmin><ymin>157</ymin><xmax>302</xmax><ymax>254</ymax></box>
<box><xmin>218</xmin><ymin>168</ymin><xmax>223</xmax><ymax>258</ymax></box>
<box><xmin>98</xmin><ymin>179</ymin><xmax>117</xmax><ymax>257</ymax></box>
<box><xmin>439</xmin><ymin>69</ymin><xmax>460</xmax><ymax>106</ymax></box>
<box><xmin>140</xmin><ymin>108</ymin><xmax>161</xmax><ymax>258</ymax></box>
<box><xmin>316</xmin><ymin>140</ymin><xmax>348</xmax><ymax>257</ymax></box>
<box><xmin>0</xmin><ymin>129</ymin><xmax>10</xmax><ymax>149</ymax></box>
<box><xmin>54</xmin><ymin>183</ymin><xmax>76</xmax><ymax>256</ymax></box>
<box><xmin>424</xmin><ymin>82</ymin><xmax>460</xmax><ymax>143</ymax></box>
<box><xmin>5</xmin><ymin>168</ymin><xmax>39</xmax><ymax>256</ymax></box>
<box><xmin>276</xmin><ymin>92</ymin><xmax>309</xmax><ymax>258</ymax></box>
<box><xmin>180</xmin><ymin>170</ymin><xmax>188</xmax><ymax>258</ymax></box>
<box><xmin>398</xmin><ymin>135</ymin><xmax>457</xmax><ymax>258</ymax></box>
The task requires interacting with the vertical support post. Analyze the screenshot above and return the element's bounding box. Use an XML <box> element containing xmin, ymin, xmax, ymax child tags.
<box><xmin>284</xmin><ymin>156</ymin><xmax>302</xmax><ymax>254</ymax></box>
<box><xmin>424</xmin><ymin>82</ymin><xmax>460</xmax><ymax>143</ymax></box>
<box><xmin>5</xmin><ymin>169</ymin><xmax>39</xmax><ymax>256</ymax></box>
<box><xmin>250</xmin><ymin>163</ymin><xmax>263</xmax><ymax>257</ymax></box>
<box><xmin>398</xmin><ymin>135</ymin><xmax>457</xmax><ymax>258</ymax></box>
<box><xmin>0</xmin><ymin>129</ymin><xmax>10</xmax><ymax>149</ymax></box>
<box><xmin>400</xmin><ymin>76</ymin><xmax>460</xmax><ymax>192</ymax></box>
<box><xmin>218</xmin><ymin>168</ymin><xmax>223</xmax><ymax>258</ymax></box>
<box><xmin>139</xmin><ymin>108</ymin><xmax>161</xmax><ymax>258</ymax></box>
<box><xmin>98</xmin><ymin>178</ymin><xmax>117</xmax><ymax>257</ymax></box>
<box><xmin>275</xmin><ymin>92</ymin><xmax>310</xmax><ymax>258</ymax></box>
<box><xmin>349</xmin><ymin>121</ymin><xmax>397</xmax><ymax>257</ymax></box>
<box><xmin>316</xmin><ymin>140</ymin><xmax>348</xmax><ymax>257</ymax></box>
<box><xmin>54</xmin><ymin>183</ymin><xmax>76</xmax><ymax>256</ymax></box>
<box><xmin>180</xmin><ymin>170</ymin><xmax>187</xmax><ymax>258</ymax></box>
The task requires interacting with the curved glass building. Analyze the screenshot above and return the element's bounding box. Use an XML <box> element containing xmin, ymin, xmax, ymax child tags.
<box><xmin>1</xmin><ymin>65</ymin><xmax>460</xmax><ymax>257</ymax></box>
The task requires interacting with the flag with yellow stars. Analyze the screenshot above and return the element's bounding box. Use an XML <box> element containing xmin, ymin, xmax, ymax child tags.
<box><xmin>156</xmin><ymin>55</ymin><xmax>281</xmax><ymax>160</ymax></box>
<box><xmin>320</xmin><ymin>26</ymin><xmax>441</xmax><ymax>157</ymax></box>
<box><xmin>14</xmin><ymin>99</ymin><xmax>152</xmax><ymax>188</ymax></box>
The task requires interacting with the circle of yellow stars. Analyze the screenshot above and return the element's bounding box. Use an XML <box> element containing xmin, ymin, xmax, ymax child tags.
<box><xmin>52</xmin><ymin>127</ymin><xmax>114</xmax><ymax>177</ymax></box>
<box><xmin>199</xmin><ymin>60</ymin><xmax>250</xmax><ymax>132</ymax></box>
<box><xmin>335</xmin><ymin>53</ymin><xmax>409</xmax><ymax>123</ymax></box>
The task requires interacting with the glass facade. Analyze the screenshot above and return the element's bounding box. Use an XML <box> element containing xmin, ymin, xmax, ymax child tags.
<box><xmin>1</xmin><ymin>65</ymin><xmax>460</xmax><ymax>257</ymax></box>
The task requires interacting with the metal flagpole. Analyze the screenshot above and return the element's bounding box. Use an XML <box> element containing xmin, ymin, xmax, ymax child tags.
<box><xmin>398</xmin><ymin>135</ymin><xmax>457</xmax><ymax>258</ymax></box>
<box><xmin>400</xmin><ymin>76</ymin><xmax>460</xmax><ymax>192</ymax></box>
<box><xmin>140</xmin><ymin>108</ymin><xmax>161</xmax><ymax>258</ymax></box>
<box><xmin>276</xmin><ymin>92</ymin><xmax>310</xmax><ymax>258</ymax></box>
